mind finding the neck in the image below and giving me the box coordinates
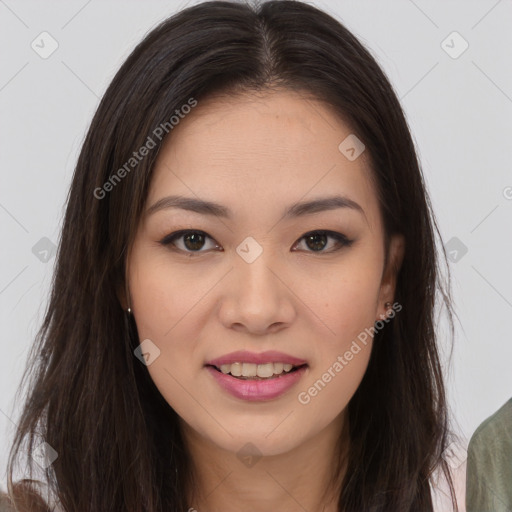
[181,411,349,512]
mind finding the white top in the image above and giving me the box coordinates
[431,441,467,512]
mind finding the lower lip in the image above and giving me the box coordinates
[205,365,308,401]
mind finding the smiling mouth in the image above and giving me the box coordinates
[206,363,308,380]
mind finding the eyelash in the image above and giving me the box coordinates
[158,229,354,255]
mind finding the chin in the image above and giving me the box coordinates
[209,428,304,459]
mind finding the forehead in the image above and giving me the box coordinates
[147,89,381,231]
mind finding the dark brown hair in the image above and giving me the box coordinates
[4,1,458,510]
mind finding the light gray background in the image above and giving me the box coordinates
[1,0,511,488]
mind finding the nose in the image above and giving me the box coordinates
[217,248,296,335]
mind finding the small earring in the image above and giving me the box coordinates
[127,307,132,315]
[385,302,391,309]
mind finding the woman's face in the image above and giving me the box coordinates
[126,89,403,457]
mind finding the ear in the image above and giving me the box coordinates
[376,233,405,320]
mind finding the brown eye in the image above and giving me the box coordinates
[304,232,329,251]
[159,230,220,253]
[294,230,353,253]
[181,232,206,251]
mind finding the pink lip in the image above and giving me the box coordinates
[206,365,308,401]
[206,350,307,367]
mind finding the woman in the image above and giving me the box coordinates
[2,0,463,510]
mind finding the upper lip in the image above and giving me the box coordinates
[206,350,308,368]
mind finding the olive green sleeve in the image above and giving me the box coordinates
[466,398,512,512]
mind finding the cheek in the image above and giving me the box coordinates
[303,252,383,342]
[292,348,370,451]
[294,252,382,413]
[128,245,202,390]
[296,290,376,427]
[128,243,204,340]
[129,255,206,422]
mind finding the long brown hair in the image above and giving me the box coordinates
[4,1,458,510]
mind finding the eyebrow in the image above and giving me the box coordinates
[145,194,365,220]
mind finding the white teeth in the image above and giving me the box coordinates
[274,362,284,374]
[218,362,300,378]
[230,362,242,376]
[256,363,274,378]
[220,364,231,374]
[242,362,257,377]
